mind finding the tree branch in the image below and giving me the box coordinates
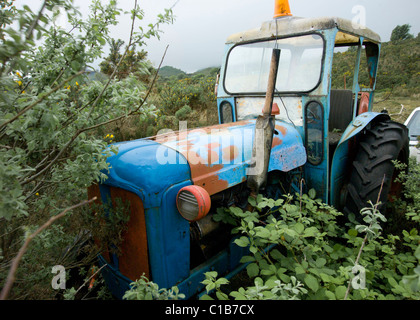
[20,44,168,186]
[0,197,97,300]
[0,71,85,131]
[343,175,386,300]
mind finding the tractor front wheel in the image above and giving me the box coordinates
[343,119,409,221]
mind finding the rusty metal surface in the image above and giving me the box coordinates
[155,120,306,196]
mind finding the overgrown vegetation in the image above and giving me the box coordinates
[0,0,172,299]
[1,0,419,301]
[125,159,420,300]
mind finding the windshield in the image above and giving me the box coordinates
[224,34,324,94]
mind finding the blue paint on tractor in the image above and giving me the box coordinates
[96,119,306,299]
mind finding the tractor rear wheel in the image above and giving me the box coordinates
[343,119,409,221]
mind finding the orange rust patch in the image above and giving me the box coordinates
[191,163,229,195]
[110,187,149,281]
[178,149,229,195]
[207,142,221,149]
[275,125,288,136]
[272,137,283,148]
[209,150,219,164]
[222,145,239,162]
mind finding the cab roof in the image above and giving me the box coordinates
[226,16,381,45]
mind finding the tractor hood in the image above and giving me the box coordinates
[103,120,306,204]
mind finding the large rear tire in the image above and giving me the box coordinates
[343,119,409,220]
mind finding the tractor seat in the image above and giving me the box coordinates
[329,89,354,133]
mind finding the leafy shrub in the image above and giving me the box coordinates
[123,274,185,300]
[206,185,420,300]
[175,105,192,120]
[0,0,173,299]
[126,157,419,301]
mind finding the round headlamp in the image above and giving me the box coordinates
[176,185,211,222]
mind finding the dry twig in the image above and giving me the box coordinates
[0,197,97,300]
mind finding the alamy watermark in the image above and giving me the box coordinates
[352,5,367,30]
[51,265,66,290]
[153,121,266,176]
[351,264,366,290]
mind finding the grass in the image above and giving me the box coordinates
[373,92,419,123]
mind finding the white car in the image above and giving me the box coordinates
[404,107,420,162]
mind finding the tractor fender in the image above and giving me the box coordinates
[338,112,390,145]
[330,111,390,208]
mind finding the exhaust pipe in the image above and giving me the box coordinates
[247,49,281,196]
[247,1,291,196]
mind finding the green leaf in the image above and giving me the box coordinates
[348,229,358,237]
[325,290,336,300]
[303,226,318,237]
[304,274,319,292]
[230,206,243,216]
[294,222,304,234]
[248,196,256,207]
[335,286,347,299]
[205,282,215,292]
[295,265,306,275]
[230,291,247,300]
[308,188,316,199]
[246,263,259,278]
[315,257,327,268]
[215,278,229,286]
[240,255,255,263]
[216,291,229,300]
[415,246,420,260]
[234,236,249,247]
[320,273,331,283]
[270,249,283,260]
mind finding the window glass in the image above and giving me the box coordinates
[225,34,324,93]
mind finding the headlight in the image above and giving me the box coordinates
[176,186,211,221]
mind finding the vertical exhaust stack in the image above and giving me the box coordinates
[247,1,291,196]
[274,0,292,18]
[247,49,281,196]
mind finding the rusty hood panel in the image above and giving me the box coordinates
[151,120,306,196]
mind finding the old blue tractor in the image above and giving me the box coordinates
[88,0,409,299]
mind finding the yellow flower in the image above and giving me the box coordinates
[17,80,22,86]
[35,193,39,196]
[110,134,114,138]
[76,82,79,86]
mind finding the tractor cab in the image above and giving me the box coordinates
[216,4,383,209]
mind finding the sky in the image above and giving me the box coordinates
[16,0,420,73]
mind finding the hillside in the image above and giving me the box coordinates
[332,35,420,94]
[158,66,219,81]
[158,66,186,78]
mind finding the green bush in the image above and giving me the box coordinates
[125,160,420,300]
[0,0,173,299]
[205,184,420,300]
[175,105,192,120]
